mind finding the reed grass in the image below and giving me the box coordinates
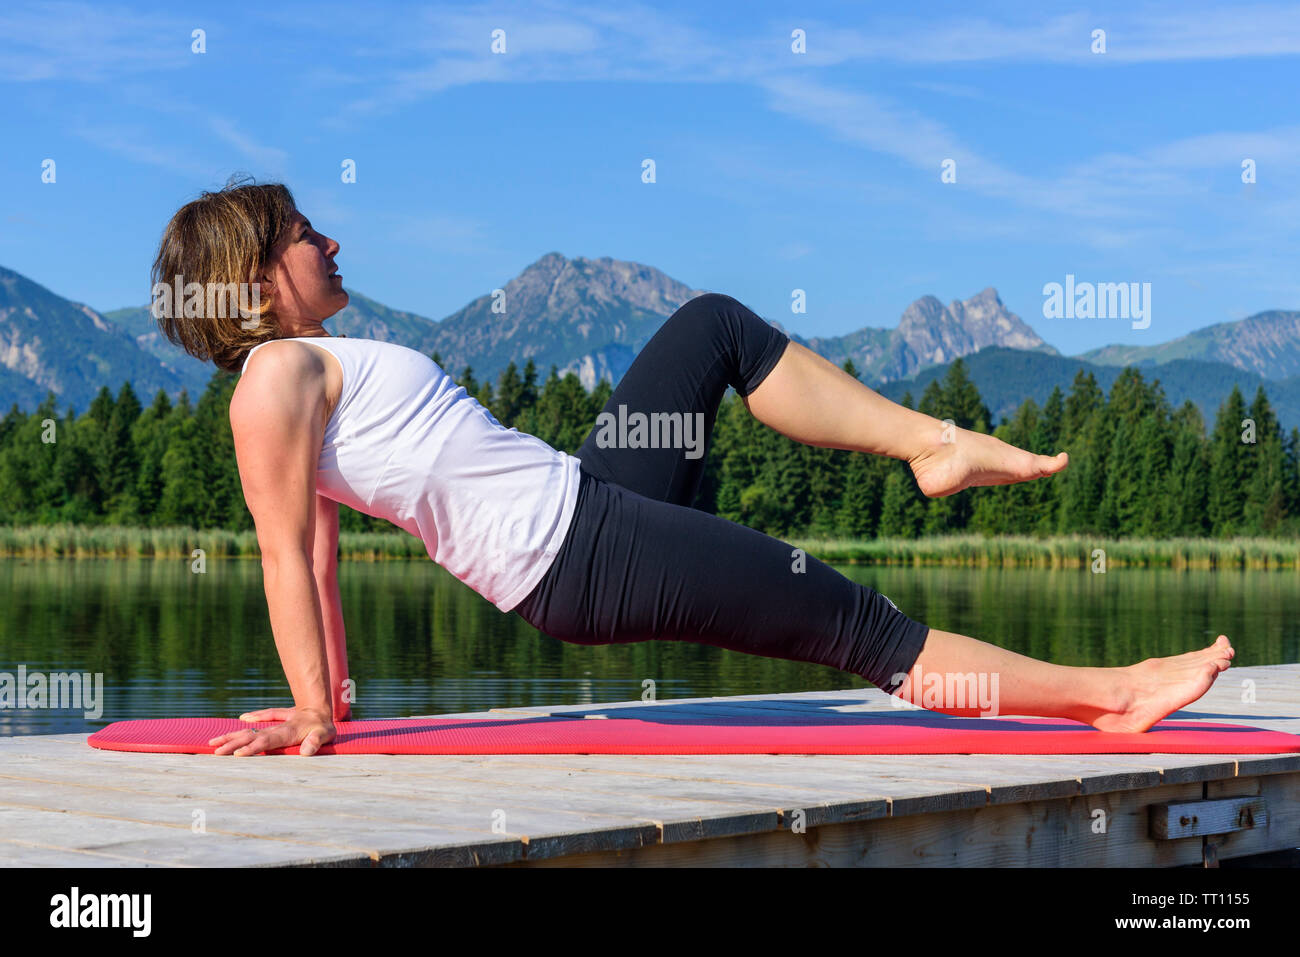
[0,524,426,560]
[1,524,1297,569]
[789,534,1300,570]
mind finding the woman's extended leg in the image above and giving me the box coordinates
[743,336,1069,497]
[575,291,1068,502]
[896,629,1234,732]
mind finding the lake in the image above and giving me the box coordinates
[1,557,1297,735]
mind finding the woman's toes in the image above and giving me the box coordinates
[1038,452,1066,474]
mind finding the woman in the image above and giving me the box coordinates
[152,182,1234,757]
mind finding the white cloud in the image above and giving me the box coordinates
[0,1,191,82]
[69,121,210,177]
[793,6,1300,65]
[206,116,291,174]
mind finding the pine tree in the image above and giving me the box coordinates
[515,367,593,454]
[492,362,525,426]
[521,359,540,410]
[132,390,174,526]
[837,452,884,538]
[1243,386,1285,533]
[1057,407,1109,534]
[878,463,924,537]
[1131,411,1173,537]
[940,357,991,432]
[1164,401,1210,536]
[1208,386,1250,535]
[1030,387,1065,533]
[1284,427,1300,531]
[102,382,142,522]
[1062,369,1103,441]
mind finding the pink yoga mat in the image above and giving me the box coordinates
[86,714,1300,756]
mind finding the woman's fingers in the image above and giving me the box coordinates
[232,731,270,756]
[210,728,259,754]
[208,728,254,747]
[210,727,282,756]
[238,708,293,722]
[208,725,272,745]
[208,714,335,756]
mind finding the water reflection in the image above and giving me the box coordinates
[0,557,1296,735]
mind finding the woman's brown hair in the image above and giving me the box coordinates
[151,176,298,373]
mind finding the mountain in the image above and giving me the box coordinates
[410,269,1054,389]
[0,266,189,415]
[100,305,213,396]
[799,287,1056,384]
[7,253,1298,432]
[416,252,708,389]
[1080,310,1300,381]
[879,346,1300,431]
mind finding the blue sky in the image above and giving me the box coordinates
[1,0,1298,356]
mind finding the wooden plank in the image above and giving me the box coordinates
[780,755,1156,804]
[1149,796,1268,839]
[0,837,194,868]
[0,746,992,858]
[1235,754,1300,776]
[0,770,744,866]
[506,781,1211,868]
[1204,773,1300,862]
[0,759,834,857]
[3,748,919,860]
[0,806,377,867]
[0,764,780,858]
[969,752,1240,786]
[0,788,523,866]
[3,743,900,815]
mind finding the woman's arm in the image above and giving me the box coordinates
[212,342,335,756]
[312,493,352,721]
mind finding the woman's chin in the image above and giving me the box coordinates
[325,290,349,315]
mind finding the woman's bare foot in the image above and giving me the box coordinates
[1091,636,1236,733]
[907,425,1068,498]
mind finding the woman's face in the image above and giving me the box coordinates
[260,210,348,334]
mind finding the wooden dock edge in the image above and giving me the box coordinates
[493,771,1300,867]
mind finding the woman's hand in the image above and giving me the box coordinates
[208,706,336,756]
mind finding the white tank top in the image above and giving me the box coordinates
[240,336,582,611]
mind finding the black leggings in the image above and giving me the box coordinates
[514,293,930,690]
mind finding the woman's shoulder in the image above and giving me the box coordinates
[240,338,321,375]
[234,340,341,412]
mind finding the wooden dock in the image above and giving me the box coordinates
[2,663,1298,867]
